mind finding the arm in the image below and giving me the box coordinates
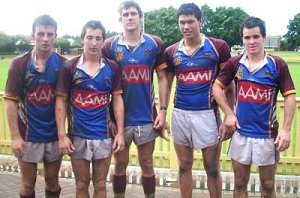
[275,94,296,152]
[55,95,75,154]
[112,94,125,153]
[212,82,240,141]
[153,69,169,131]
[6,99,25,156]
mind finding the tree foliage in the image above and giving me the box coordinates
[144,5,248,47]
[144,7,181,47]
[54,38,70,54]
[284,13,300,50]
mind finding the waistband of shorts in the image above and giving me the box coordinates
[173,107,214,115]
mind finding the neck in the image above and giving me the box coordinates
[35,48,52,60]
[123,30,141,44]
[247,50,265,62]
[83,53,101,66]
[184,35,202,48]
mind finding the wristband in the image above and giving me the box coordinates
[160,106,167,111]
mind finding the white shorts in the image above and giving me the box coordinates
[228,132,279,166]
[171,108,220,149]
[71,136,112,161]
[18,141,62,163]
[125,123,158,146]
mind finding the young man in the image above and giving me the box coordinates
[164,3,233,198]
[213,16,296,197]
[4,15,66,198]
[102,1,169,197]
[55,20,125,198]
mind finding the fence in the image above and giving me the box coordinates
[0,92,299,176]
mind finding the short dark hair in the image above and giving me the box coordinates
[177,3,202,21]
[118,0,143,17]
[32,15,57,34]
[80,20,106,40]
[240,16,266,37]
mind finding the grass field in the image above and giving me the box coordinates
[0,52,299,96]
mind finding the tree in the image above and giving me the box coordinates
[14,35,31,54]
[54,38,70,54]
[284,13,300,50]
[0,32,15,54]
[144,7,181,47]
[202,6,248,47]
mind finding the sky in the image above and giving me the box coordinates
[0,0,299,37]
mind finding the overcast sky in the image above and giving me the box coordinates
[0,0,298,37]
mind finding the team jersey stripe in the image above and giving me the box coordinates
[155,62,167,71]
[55,90,68,99]
[282,89,296,96]
[215,79,226,89]
[112,90,123,95]
[207,39,219,59]
[3,93,20,101]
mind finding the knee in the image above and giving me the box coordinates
[261,179,275,192]
[114,160,128,174]
[178,159,193,174]
[21,181,35,196]
[45,175,59,189]
[234,177,249,190]
[205,165,220,179]
[140,158,154,172]
[76,179,90,192]
[93,179,106,192]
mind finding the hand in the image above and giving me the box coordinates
[274,129,291,152]
[112,133,125,153]
[218,123,234,142]
[59,134,75,155]
[109,121,118,139]
[11,136,25,156]
[159,121,171,141]
[223,113,240,132]
[153,111,167,130]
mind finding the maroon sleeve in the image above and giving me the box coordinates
[147,34,167,71]
[4,51,31,101]
[55,57,79,98]
[209,37,231,64]
[105,58,123,95]
[164,43,179,73]
[273,56,296,96]
[102,36,116,60]
[215,56,242,89]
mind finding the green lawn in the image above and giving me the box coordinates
[0,52,300,96]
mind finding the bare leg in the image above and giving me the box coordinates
[174,143,193,198]
[19,160,37,197]
[202,142,222,198]
[44,159,62,197]
[71,158,91,198]
[232,159,251,198]
[259,164,276,198]
[92,157,111,198]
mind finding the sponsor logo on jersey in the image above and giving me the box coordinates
[115,46,124,62]
[177,68,212,84]
[237,81,273,104]
[72,89,109,109]
[27,85,55,104]
[122,65,150,84]
[173,53,182,66]
[144,48,152,56]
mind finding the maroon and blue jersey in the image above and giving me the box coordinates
[4,50,66,143]
[215,54,296,138]
[102,33,166,127]
[55,56,122,140]
[164,36,231,110]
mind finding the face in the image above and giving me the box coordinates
[120,7,141,32]
[81,28,103,55]
[178,15,201,40]
[242,27,265,56]
[32,25,56,52]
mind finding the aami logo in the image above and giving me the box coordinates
[238,81,273,104]
[122,65,150,84]
[27,85,55,104]
[177,68,212,84]
[73,89,109,109]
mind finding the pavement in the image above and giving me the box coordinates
[0,155,299,197]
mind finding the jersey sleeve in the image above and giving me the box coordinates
[4,52,31,101]
[215,56,241,89]
[102,37,115,60]
[149,35,167,71]
[274,56,296,96]
[105,58,123,95]
[164,43,178,73]
[55,57,78,99]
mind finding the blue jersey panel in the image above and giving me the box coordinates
[24,53,62,142]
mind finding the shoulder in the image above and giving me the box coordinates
[144,33,163,45]
[63,55,80,69]
[207,37,228,46]
[54,52,67,62]
[165,42,180,54]
[103,57,119,71]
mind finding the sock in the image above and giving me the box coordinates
[113,174,127,198]
[19,191,35,198]
[45,187,61,198]
[142,175,156,197]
